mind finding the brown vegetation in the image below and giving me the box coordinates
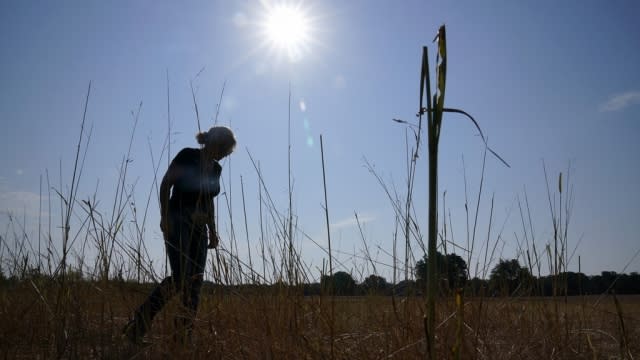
[1,279,638,359]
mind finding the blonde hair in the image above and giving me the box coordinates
[196,126,237,156]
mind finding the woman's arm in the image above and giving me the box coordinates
[159,164,179,236]
[207,199,219,248]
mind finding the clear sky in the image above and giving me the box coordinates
[1,1,639,282]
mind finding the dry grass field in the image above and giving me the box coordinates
[1,279,638,359]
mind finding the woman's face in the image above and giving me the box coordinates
[206,144,231,161]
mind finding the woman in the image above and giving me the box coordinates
[124,126,236,344]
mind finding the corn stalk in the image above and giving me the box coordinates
[417,25,509,359]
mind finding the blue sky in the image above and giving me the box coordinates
[1,1,639,281]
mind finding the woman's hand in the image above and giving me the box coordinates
[208,228,219,249]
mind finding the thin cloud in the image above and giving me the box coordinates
[599,91,640,112]
[331,214,375,230]
[0,191,48,218]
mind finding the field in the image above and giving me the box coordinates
[2,21,638,359]
[3,2,640,359]
[1,279,638,359]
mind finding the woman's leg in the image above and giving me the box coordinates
[185,226,208,311]
[125,275,173,340]
[124,213,184,342]
[175,224,208,341]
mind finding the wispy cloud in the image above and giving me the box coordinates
[599,91,640,112]
[0,191,47,218]
[331,214,375,230]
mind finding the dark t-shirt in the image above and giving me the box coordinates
[168,148,222,213]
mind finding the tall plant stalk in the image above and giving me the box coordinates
[320,134,334,360]
[241,176,254,283]
[287,84,295,284]
[415,25,509,359]
[419,27,440,359]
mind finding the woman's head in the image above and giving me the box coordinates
[196,126,237,160]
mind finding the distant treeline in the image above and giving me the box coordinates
[293,270,640,297]
[203,253,640,297]
[4,254,639,297]
[186,269,640,298]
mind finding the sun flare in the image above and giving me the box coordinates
[260,3,312,62]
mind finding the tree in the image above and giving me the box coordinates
[321,271,356,296]
[415,252,468,292]
[489,259,531,296]
[564,272,589,295]
[361,274,388,295]
[468,277,488,296]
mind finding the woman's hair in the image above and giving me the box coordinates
[196,126,237,156]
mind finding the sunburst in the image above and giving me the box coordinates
[259,2,312,62]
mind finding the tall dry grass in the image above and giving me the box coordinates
[2,279,638,358]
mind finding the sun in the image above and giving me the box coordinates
[260,2,312,62]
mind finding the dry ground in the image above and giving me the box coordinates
[1,280,638,359]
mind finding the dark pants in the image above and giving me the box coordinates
[133,211,208,336]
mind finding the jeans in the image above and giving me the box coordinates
[133,210,208,336]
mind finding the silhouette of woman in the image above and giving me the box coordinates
[124,126,236,344]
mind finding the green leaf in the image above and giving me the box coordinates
[425,107,511,168]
